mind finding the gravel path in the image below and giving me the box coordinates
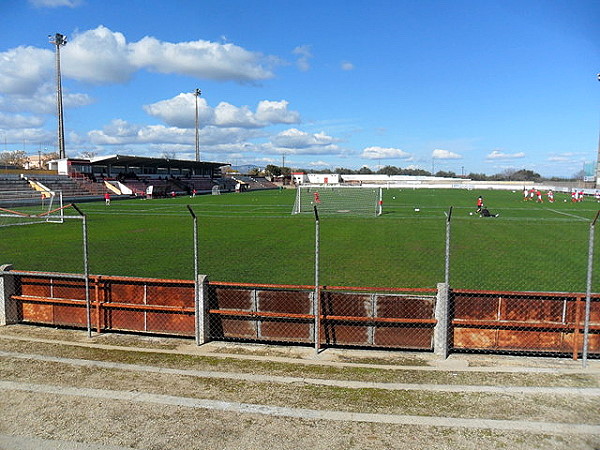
[0,325,599,449]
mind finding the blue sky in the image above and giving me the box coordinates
[0,0,598,177]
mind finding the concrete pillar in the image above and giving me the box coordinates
[0,264,18,326]
[196,274,209,345]
[433,282,450,359]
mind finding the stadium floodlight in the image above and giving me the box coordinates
[194,88,201,162]
[49,33,67,159]
[597,74,600,188]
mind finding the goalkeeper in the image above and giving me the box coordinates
[480,207,499,218]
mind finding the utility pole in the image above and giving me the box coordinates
[49,33,67,159]
[194,88,201,162]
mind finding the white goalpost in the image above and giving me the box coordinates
[292,185,383,216]
[0,190,65,227]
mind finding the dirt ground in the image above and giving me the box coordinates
[0,324,599,450]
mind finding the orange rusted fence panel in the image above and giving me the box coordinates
[3,270,599,357]
[452,290,600,357]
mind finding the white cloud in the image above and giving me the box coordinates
[486,150,526,160]
[63,26,135,84]
[255,100,300,124]
[1,26,277,90]
[88,118,260,148]
[144,94,300,129]
[130,35,274,82]
[293,45,313,72]
[0,46,53,95]
[29,0,82,7]
[0,87,92,115]
[547,155,570,162]
[89,119,193,146]
[361,146,411,160]
[143,93,214,128]
[340,61,355,71]
[432,148,462,159]
[308,160,330,167]
[271,128,338,151]
[214,102,261,128]
[547,152,583,163]
[0,112,44,129]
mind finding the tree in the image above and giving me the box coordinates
[399,168,431,176]
[79,151,97,159]
[264,164,282,177]
[38,151,59,169]
[357,166,373,174]
[0,150,28,168]
[467,172,488,181]
[435,170,457,178]
[510,169,541,181]
[161,151,177,160]
[378,165,400,175]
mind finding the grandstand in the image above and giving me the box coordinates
[0,173,106,205]
[0,154,281,204]
[230,176,279,191]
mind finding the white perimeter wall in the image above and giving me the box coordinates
[300,174,599,195]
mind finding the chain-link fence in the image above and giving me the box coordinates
[0,202,598,365]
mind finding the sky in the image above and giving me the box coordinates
[0,0,598,177]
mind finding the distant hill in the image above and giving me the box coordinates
[230,164,263,174]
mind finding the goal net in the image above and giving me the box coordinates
[0,190,64,227]
[292,185,383,216]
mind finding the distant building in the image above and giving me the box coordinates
[23,156,46,170]
[292,172,340,185]
[47,155,229,179]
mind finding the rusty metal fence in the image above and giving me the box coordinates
[0,205,598,365]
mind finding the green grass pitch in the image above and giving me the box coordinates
[1,188,598,293]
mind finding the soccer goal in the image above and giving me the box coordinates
[0,190,64,227]
[292,185,383,216]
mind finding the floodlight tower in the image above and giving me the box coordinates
[49,33,67,159]
[596,73,600,188]
[194,88,201,162]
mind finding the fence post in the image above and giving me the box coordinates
[72,204,91,338]
[313,205,321,354]
[434,282,450,359]
[196,274,209,345]
[187,205,203,345]
[0,264,18,326]
[582,210,599,367]
[444,207,453,285]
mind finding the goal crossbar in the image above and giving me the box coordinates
[292,185,383,216]
[0,190,65,226]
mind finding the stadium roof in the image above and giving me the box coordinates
[88,154,229,170]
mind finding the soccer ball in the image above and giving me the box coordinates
[393,196,396,200]
[469,212,473,216]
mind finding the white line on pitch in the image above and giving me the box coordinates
[546,208,589,221]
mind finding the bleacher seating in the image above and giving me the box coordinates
[1,172,239,201]
[28,175,104,197]
[232,176,279,191]
[0,177,31,193]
